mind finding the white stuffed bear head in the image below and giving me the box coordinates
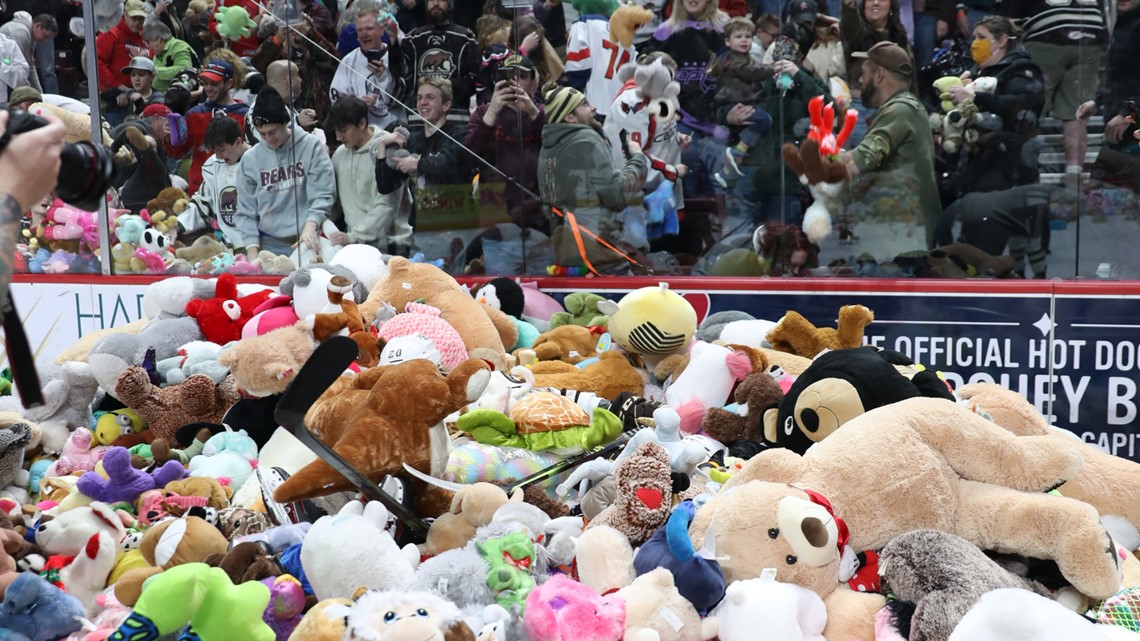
[35,501,126,555]
[710,578,827,641]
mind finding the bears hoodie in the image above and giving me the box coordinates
[235,124,336,248]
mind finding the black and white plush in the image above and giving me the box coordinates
[879,529,1053,641]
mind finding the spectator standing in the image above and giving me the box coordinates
[709,16,774,179]
[169,61,250,195]
[248,60,319,142]
[142,20,198,93]
[237,86,336,258]
[753,12,782,63]
[1078,0,1140,152]
[329,96,413,253]
[331,6,405,129]
[840,0,913,144]
[565,3,636,118]
[1001,0,1110,188]
[538,84,648,271]
[95,0,149,94]
[300,0,337,41]
[400,0,479,122]
[840,42,941,248]
[177,116,248,248]
[0,33,28,103]
[0,13,56,93]
[110,104,173,213]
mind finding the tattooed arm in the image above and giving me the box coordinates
[0,110,66,316]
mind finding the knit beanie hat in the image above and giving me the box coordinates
[250,86,290,126]
[543,85,586,125]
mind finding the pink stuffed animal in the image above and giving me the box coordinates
[377,302,468,371]
[133,246,168,274]
[524,574,626,641]
[42,201,96,242]
[43,428,109,478]
[242,296,300,340]
[665,341,755,434]
[227,254,261,275]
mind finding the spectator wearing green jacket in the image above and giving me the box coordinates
[842,42,941,249]
[142,21,198,93]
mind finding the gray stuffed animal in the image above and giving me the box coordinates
[0,361,99,429]
[879,529,1053,641]
[0,419,31,489]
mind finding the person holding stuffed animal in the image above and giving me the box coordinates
[176,116,249,249]
[840,42,942,249]
[236,85,336,259]
[708,16,774,181]
[110,103,175,214]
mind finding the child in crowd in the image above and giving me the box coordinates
[708,16,775,180]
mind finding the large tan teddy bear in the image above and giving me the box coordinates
[690,397,1124,641]
[358,257,516,369]
[957,382,1140,553]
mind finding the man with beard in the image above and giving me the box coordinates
[331,5,405,130]
[538,84,648,273]
[400,0,478,126]
[169,61,250,196]
[840,41,941,249]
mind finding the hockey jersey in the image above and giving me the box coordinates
[168,100,249,196]
[603,79,683,191]
[177,153,244,247]
[565,15,636,117]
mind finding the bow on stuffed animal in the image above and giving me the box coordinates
[781,95,859,243]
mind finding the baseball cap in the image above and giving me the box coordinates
[786,0,817,23]
[499,53,536,74]
[124,0,147,18]
[121,55,156,75]
[852,41,915,76]
[198,60,235,83]
[141,103,172,118]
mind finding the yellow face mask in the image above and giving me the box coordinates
[971,38,992,65]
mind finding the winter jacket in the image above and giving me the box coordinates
[95,19,147,92]
[1097,6,1140,121]
[400,22,479,111]
[168,100,250,195]
[333,125,412,247]
[851,89,942,248]
[110,120,172,214]
[646,21,726,131]
[153,38,197,93]
[718,68,830,196]
[971,49,1045,137]
[235,125,336,247]
[465,101,546,230]
[0,14,38,92]
[709,50,774,106]
[177,153,245,247]
[407,122,470,187]
[0,33,27,102]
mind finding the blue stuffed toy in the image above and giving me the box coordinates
[632,500,725,615]
[644,181,679,240]
[0,573,85,641]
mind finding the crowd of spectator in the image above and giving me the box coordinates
[0,0,1133,278]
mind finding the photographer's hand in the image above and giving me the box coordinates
[0,109,64,295]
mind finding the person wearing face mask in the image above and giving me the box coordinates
[840,42,941,249]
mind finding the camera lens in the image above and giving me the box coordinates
[3,109,116,212]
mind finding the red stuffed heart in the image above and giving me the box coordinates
[635,487,663,510]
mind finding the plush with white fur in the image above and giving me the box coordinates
[949,588,1140,641]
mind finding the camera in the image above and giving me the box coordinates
[363,45,388,63]
[2,109,115,212]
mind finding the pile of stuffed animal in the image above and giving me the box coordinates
[0,243,1137,641]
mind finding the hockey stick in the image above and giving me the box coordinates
[274,336,431,543]
[507,425,646,496]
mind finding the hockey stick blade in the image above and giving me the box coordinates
[275,336,430,543]
[508,426,645,495]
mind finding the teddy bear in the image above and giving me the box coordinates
[524,573,626,641]
[328,589,477,641]
[658,341,767,433]
[710,577,827,641]
[175,236,228,266]
[358,257,517,369]
[286,597,351,641]
[113,515,231,607]
[877,529,1054,641]
[145,187,190,231]
[701,369,784,444]
[419,483,516,557]
[517,324,602,365]
[272,358,491,515]
[217,323,316,397]
[302,501,419,601]
[949,588,1140,641]
[186,273,273,345]
[202,541,282,585]
[115,365,239,445]
[0,360,100,430]
[956,382,1140,553]
[547,292,609,330]
[310,275,366,342]
[88,316,204,400]
[42,427,109,478]
[765,304,875,359]
[690,397,1125,641]
[165,476,233,510]
[614,568,719,641]
[529,351,646,401]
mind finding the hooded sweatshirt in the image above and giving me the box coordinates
[95,18,147,92]
[332,125,412,246]
[0,12,38,92]
[539,123,648,222]
[178,152,245,247]
[235,125,336,247]
[153,38,197,93]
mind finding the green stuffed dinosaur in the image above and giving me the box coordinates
[549,292,610,329]
[215,5,257,41]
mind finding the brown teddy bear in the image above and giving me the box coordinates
[765,305,874,359]
[217,324,316,397]
[518,325,602,365]
[358,257,516,369]
[114,515,230,606]
[418,483,516,557]
[529,351,645,401]
[115,366,239,445]
[163,476,233,510]
[690,397,1124,641]
[272,358,491,517]
[701,370,784,444]
[145,187,190,235]
[310,276,380,368]
[204,540,282,584]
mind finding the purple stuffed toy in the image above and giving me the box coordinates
[261,575,306,641]
[76,446,186,504]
